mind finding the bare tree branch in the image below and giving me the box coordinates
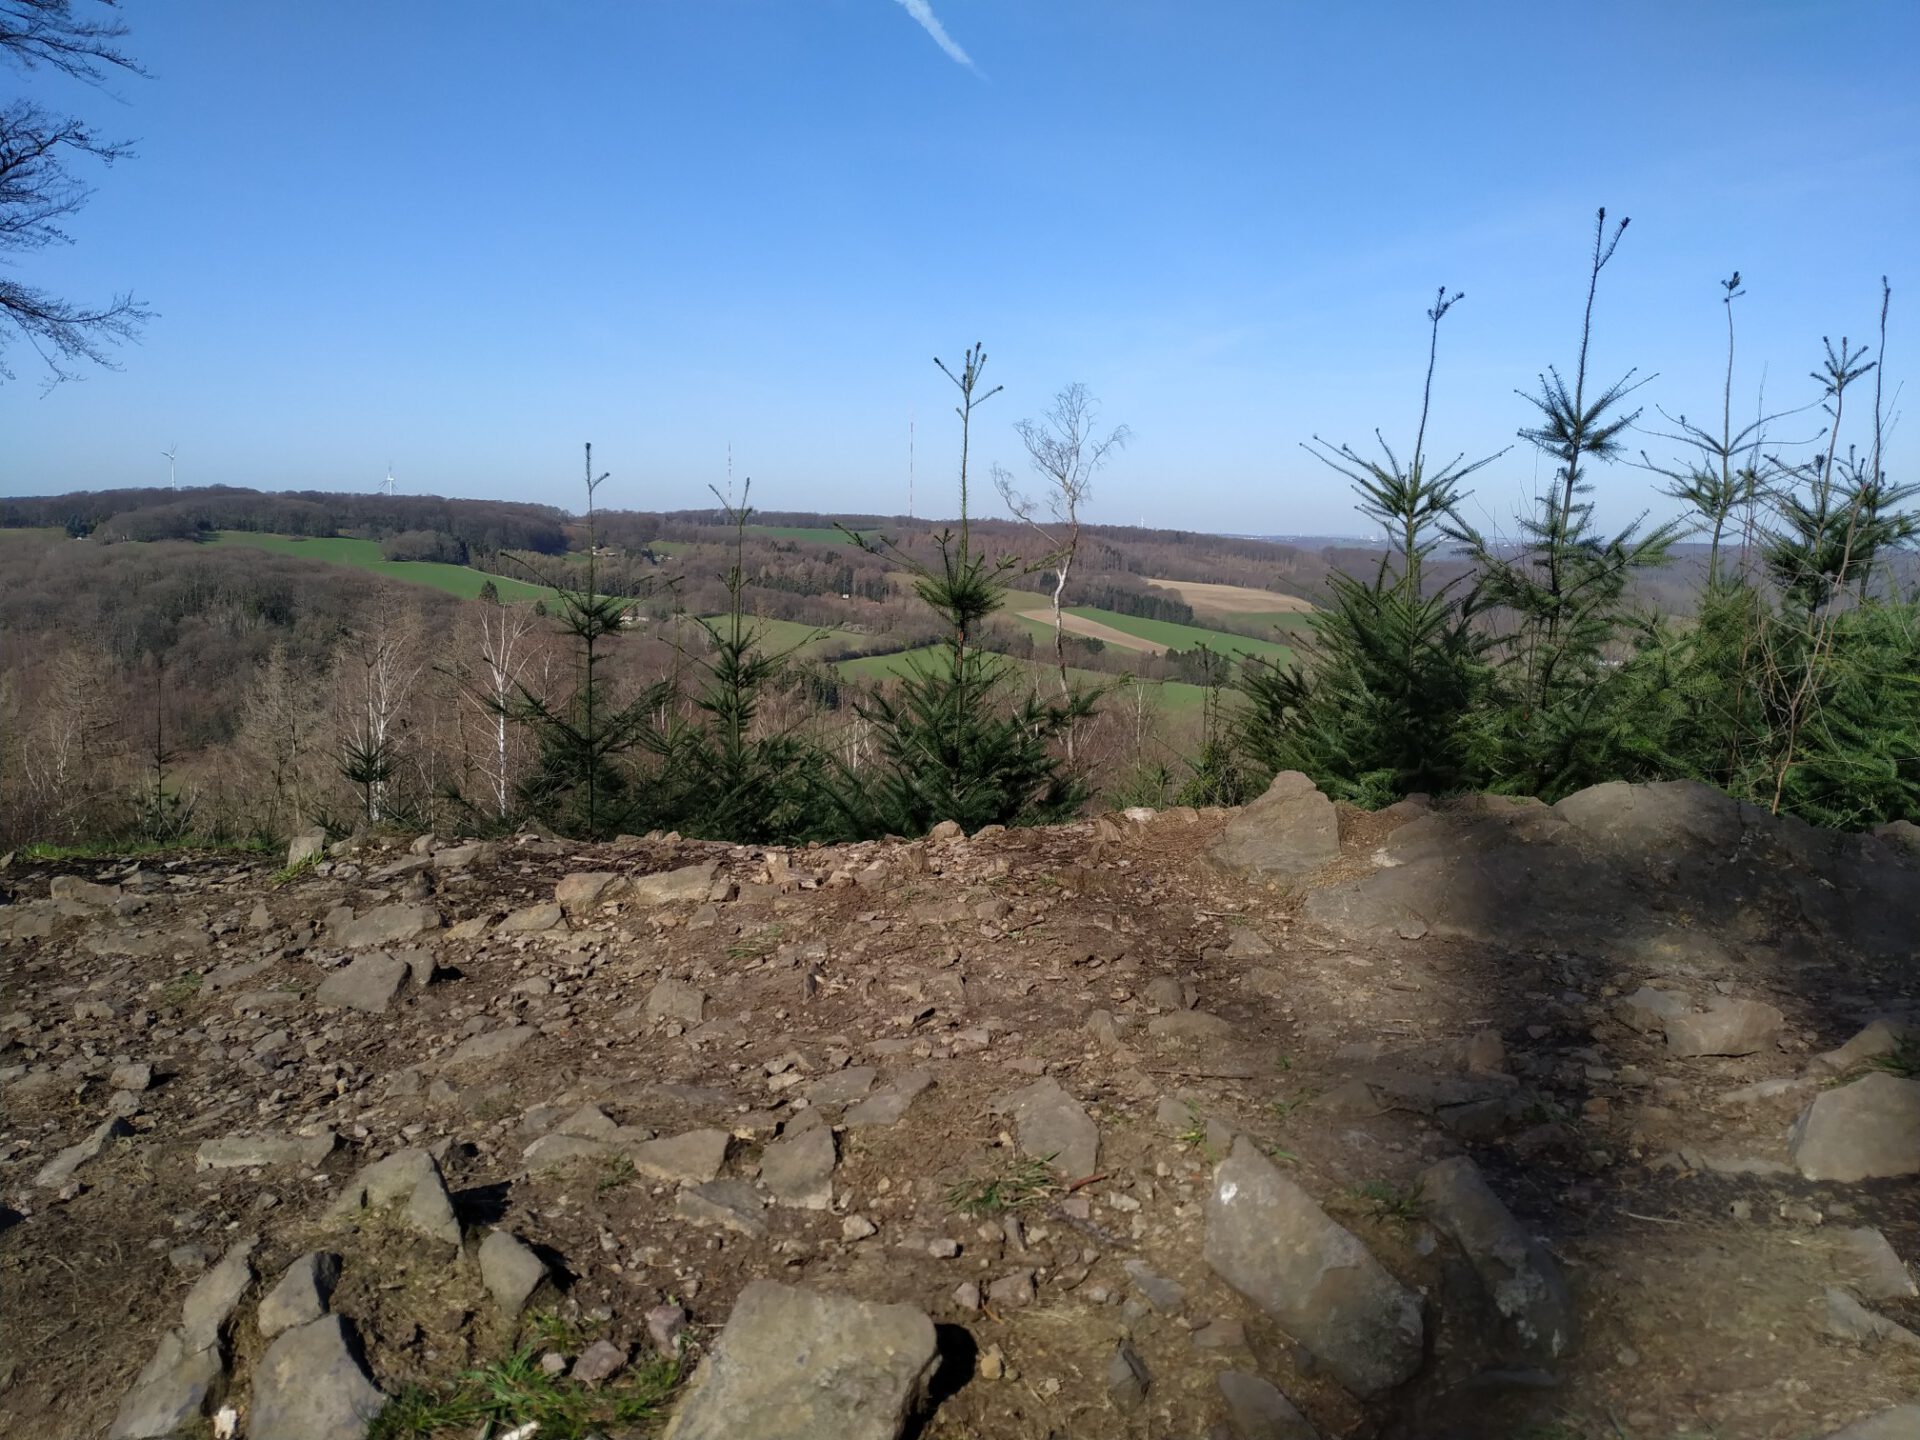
[0,2,149,385]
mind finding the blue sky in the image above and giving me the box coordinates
[3,1,1916,535]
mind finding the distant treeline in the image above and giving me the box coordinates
[2,486,570,554]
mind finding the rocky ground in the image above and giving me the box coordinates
[2,777,1917,1440]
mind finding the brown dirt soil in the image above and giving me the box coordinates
[1,806,1915,1440]
[1143,579,1318,614]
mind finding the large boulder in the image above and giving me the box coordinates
[665,1281,939,1440]
[248,1315,386,1440]
[1788,1073,1920,1181]
[1204,1137,1423,1397]
[1208,772,1340,884]
[1552,779,1743,855]
[1419,1157,1574,1362]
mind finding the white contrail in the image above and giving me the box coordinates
[893,0,978,72]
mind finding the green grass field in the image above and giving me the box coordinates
[698,615,877,658]
[208,532,558,602]
[746,524,867,546]
[1233,610,1318,635]
[834,645,1208,713]
[1061,606,1296,663]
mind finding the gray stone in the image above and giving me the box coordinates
[314,951,412,1014]
[646,978,709,1024]
[805,1066,878,1108]
[34,1116,131,1188]
[1616,986,1693,1036]
[1823,1286,1920,1349]
[180,1237,255,1352]
[195,1129,336,1172]
[330,1148,461,1245]
[1144,976,1190,1010]
[249,1315,387,1440]
[523,1132,614,1172]
[573,1337,628,1387]
[1217,1371,1320,1440]
[1204,1137,1423,1397]
[51,874,122,906]
[665,1281,939,1440]
[1553,779,1742,854]
[109,1061,153,1092]
[446,1024,535,1067]
[761,1124,836,1209]
[332,903,440,949]
[1224,928,1275,959]
[1106,1340,1150,1410]
[1789,1073,1920,1181]
[631,1128,731,1184]
[497,903,566,934]
[1812,1018,1917,1074]
[647,1302,690,1354]
[676,1179,769,1237]
[1148,1010,1236,1045]
[1419,1156,1574,1361]
[844,1071,935,1127]
[1836,1227,1917,1301]
[286,829,328,867]
[1122,1258,1186,1313]
[1207,771,1340,883]
[629,861,720,907]
[107,1328,225,1439]
[258,1252,341,1339]
[991,1077,1099,1178]
[986,1269,1036,1310]
[479,1230,549,1323]
[433,842,491,870]
[1665,996,1784,1057]
[1819,1407,1920,1440]
[555,871,623,911]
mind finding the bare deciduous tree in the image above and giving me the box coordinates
[994,382,1130,718]
[459,593,541,818]
[1,0,150,384]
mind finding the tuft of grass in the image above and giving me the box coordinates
[1269,1087,1320,1121]
[19,837,270,863]
[596,1155,637,1194]
[725,924,785,961]
[1868,1037,1920,1078]
[1353,1177,1426,1223]
[157,972,202,1007]
[946,1153,1058,1217]
[369,1347,680,1440]
[525,1308,590,1352]
[271,853,321,886]
[1176,1103,1210,1151]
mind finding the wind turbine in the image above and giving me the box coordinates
[381,463,397,497]
[162,444,177,491]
